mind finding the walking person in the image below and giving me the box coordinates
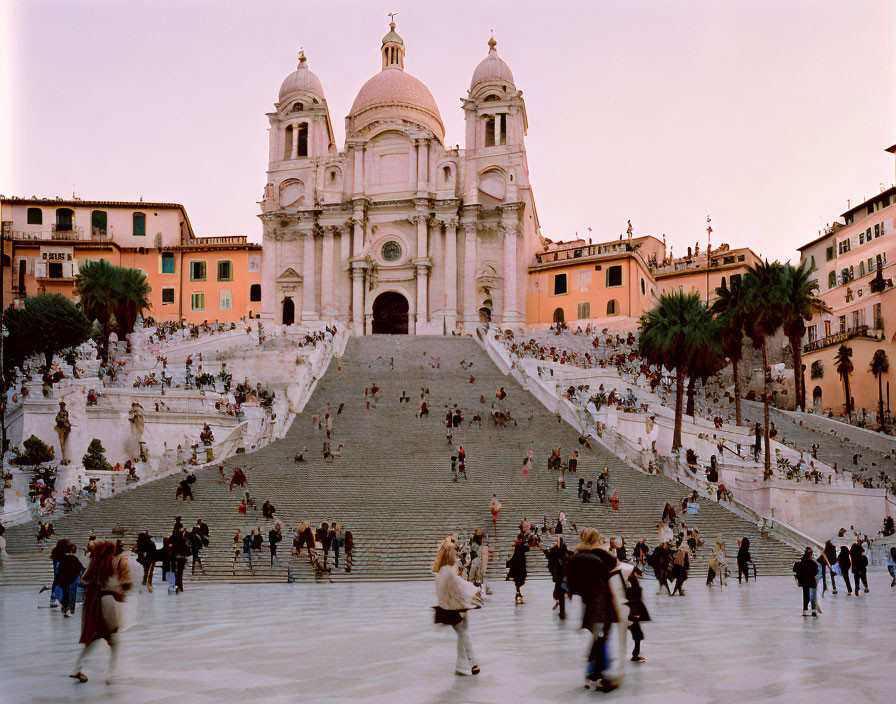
[69,541,133,684]
[624,566,650,663]
[671,543,690,596]
[433,539,481,677]
[650,544,673,595]
[795,547,820,617]
[850,540,869,594]
[706,536,728,586]
[468,530,491,595]
[331,523,344,569]
[268,524,282,566]
[188,527,207,576]
[737,537,754,583]
[544,535,572,619]
[169,526,190,593]
[490,494,502,535]
[566,529,627,692]
[57,543,85,618]
[837,546,853,595]
[822,540,839,594]
[344,530,354,573]
[506,534,530,604]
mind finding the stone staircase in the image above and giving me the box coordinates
[0,336,798,586]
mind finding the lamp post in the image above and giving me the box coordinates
[705,216,712,301]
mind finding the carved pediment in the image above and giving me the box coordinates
[276,267,303,284]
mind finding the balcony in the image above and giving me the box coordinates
[534,242,634,265]
[11,226,110,243]
[803,324,885,353]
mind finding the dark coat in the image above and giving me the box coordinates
[506,543,529,585]
[850,544,867,573]
[795,554,817,588]
[625,572,651,622]
[737,538,752,565]
[837,546,851,571]
[544,543,572,583]
[566,548,619,630]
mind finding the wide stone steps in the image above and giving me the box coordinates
[1,335,797,587]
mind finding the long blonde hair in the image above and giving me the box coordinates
[432,540,458,573]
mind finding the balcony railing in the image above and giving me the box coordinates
[535,242,633,264]
[11,226,110,242]
[803,324,885,353]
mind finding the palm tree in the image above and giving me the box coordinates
[869,349,889,431]
[711,277,747,425]
[111,267,152,337]
[780,261,831,411]
[639,292,713,450]
[75,259,117,362]
[684,311,722,417]
[742,260,786,473]
[834,344,854,421]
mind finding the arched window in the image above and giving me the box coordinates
[553,307,565,324]
[27,207,42,225]
[250,284,261,302]
[483,94,501,102]
[91,210,107,236]
[607,299,619,316]
[283,125,294,159]
[291,102,304,112]
[296,124,308,157]
[443,165,451,182]
[484,116,495,147]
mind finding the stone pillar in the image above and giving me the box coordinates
[416,263,429,328]
[503,225,519,326]
[417,139,428,193]
[291,123,299,160]
[301,231,316,322]
[321,228,335,319]
[351,267,364,335]
[444,220,457,332]
[416,214,428,259]
[463,221,477,329]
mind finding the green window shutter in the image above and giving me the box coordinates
[133,213,146,236]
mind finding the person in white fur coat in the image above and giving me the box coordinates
[433,538,482,676]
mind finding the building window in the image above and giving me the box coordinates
[838,239,850,255]
[484,116,495,147]
[90,210,107,236]
[838,315,846,334]
[874,303,883,329]
[250,283,261,302]
[553,307,564,324]
[133,212,146,236]
[48,262,64,278]
[296,124,308,157]
[606,265,622,287]
[190,261,206,281]
[824,320,831,337]
[859,231,865,245]
[807,325,817,343]
[577,301,591,319]
[283,125,293,159]
[162,252,175,274]
[217,260,233,281]
[607,299,619,316]
[219,290,232,310]
[55,208,73,231]
[161,287,175,304]
[27,207,42,225]
[248,256,261,272]
[730,273,742,287]
[828,271,836,288]
[641,278,646,295]
[826,246,834,261]
[859,261,865,277]
[191,292,205,310]
[866,228,872,243]
[553,273,568,295]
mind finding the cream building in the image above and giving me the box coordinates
[259,23,541,334]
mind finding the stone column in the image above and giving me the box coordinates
[351,267,364,335]
[416,263,429,328]
[416,214,428,259]
[463,221,477,329]
[301,231,316,322]
[444,220,457,332]
[417,139,428,193]
[291,123,299,160]
[503,225,519,326]
[321,228,335,319]
[409,140,418,191]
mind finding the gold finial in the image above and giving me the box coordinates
[488,30,496,51]
[388,11,397,29]
[298,47,306,64]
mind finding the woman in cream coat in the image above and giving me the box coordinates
[433,539,481,676]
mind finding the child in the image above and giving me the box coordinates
[625,567,650,662]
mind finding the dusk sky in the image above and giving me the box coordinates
[3,0,894,262]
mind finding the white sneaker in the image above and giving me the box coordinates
[455,669,471,676]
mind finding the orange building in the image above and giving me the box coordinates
[653,244,760,305]
[526,236,663,327]
[1,198,261,324]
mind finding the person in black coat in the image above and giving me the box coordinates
[649,544,672,595]
[794,547,820,616]
[506,535,530,604]
[625,569,650,662]
[850,541,869,594]
[737,537,753,583]
[189,528,206,575]
[268,525,282,566]
[169,527,191,593]
[566,529,622,692]
[837,546,853,595]
[57,544,85,617]
[136,530,157,589]
[821,540,838,594]
[543,536,572,619]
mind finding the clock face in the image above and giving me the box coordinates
[382,241,402,262]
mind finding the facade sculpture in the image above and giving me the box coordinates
[54,401,71,464]
[260,24,542,334]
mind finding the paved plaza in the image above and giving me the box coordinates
[1,571,893,704]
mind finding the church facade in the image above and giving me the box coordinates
[259,22,541,334]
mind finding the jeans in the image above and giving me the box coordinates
[839,567,852,593]
[802,584,818,611]
[174,557,186,591]
[853,570,868,592]
[587,625,609,680]
[452,616,476,671]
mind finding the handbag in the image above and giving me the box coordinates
[433,606,463,626]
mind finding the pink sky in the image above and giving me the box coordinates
[3,1,894,262]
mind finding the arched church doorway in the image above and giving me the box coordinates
[372,291,409,334]
[553,307,565,324]
[813,386,822,414]
[479,307,492,323]
[282,297,295,325]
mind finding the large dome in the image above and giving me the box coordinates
[279,52,325,101]
[349,68,444,135]
[470,38,514,89]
